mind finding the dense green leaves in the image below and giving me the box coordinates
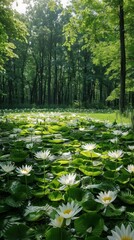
[46,228,71,240]
[0,0,27,70]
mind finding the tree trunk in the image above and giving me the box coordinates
[119,0,126,113]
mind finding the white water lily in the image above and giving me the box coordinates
[113,130,122,136]
[122,131,129,136]
[105,123,113,128]
[128,146,134,151]
[108,150,124,159]
[57,201,82,226]
[37,118,44,123]
[49,214,64,228]
[60,151,72,160]
[58,173,79,187]
[68,120,79,127]
[89,125,95,130]
[107,224,134,240]
[26,143,34,149]
[35,150,52,160]
[127,164,134,174]
[1,162,15,173]
[110,137,118,144]
[82,143,96,151]
[95,191,117,207]
[9,133,18,139]
[16,164,32,176]
[13,128,21,133]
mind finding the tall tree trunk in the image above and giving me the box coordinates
[119,0,126,113]
[53,42,58,105]
[48,31,52,106]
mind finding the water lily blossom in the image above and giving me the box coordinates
[57,201,82,226]
[1,162,15,173]
[13,128,21,133]
[26,143,34,149]
[35,150,52,160]
[95,191,117,207]
[110,137,118,144]
[128,145,134,151]
[127,164,134,174]
[58,173,79,187]
[113,130,122,136]
[82,143,96,151]
[49,215,64,228]
[107,224,134,240]
[108,150,124,159]
[16,165,32,176]
[60,151,72,160]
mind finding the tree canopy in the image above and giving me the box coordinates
[0,0,133,110]
[0,0,27,70]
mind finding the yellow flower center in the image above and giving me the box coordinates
[121,236,132,240]
[57,216,63,223]
[63,209,72,214]
[103,196,112,202]
[130,167,134,172]
[21,169,29,174]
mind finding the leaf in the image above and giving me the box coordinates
[49,179,60,189]
[45,228,70,240]
[4,224,33,240]
[119,192,134,205]
[24,205,51,217]
[82,199,102,212]
[10,150,28,162]
[25,211,45,221]
[5,196,24,207]
[127,212,134,222]
[48,191,64,201]
[65,187,84,201]
[117,172,130,184]
[80,151,101,158]
[0,200,11,213]
[103,205,126,217]
[32,190,47,198]
[57,160,69,165]
[8,181,29,200]
[103,170,119,180]
[74,212,104,236]
[78,167,102,176]
[48,139,65,143]
[85,237,104,240]
[104,161,121,171]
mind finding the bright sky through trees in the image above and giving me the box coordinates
[12,0,70,13]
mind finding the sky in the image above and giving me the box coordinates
[12,0,70,13]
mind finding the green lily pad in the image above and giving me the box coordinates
[48,191,64,201]
[80,151,101,158]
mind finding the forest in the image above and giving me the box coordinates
[0,1,134,239]
[0,0,134,112]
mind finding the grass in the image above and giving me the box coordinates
[88,112,131,124]
[0,108,131,125]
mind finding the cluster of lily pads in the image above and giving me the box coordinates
[0,111,134,240]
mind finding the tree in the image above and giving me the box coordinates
[63,0,134,110]
[0,0,27,70]
[119,0,126,112]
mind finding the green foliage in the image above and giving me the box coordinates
[3,223,33,240]
[0,1,27,70]
[48,191,64,201]
[46,228,71,240]
[74,212,104,237]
